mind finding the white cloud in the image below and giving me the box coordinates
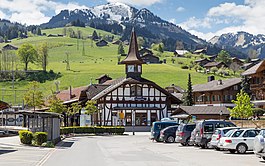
[179,0,265,40]
[0,10,6,19]
[0,0,89,25]
[106,0,162,6]
[176,7,185,12]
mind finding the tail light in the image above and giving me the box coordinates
[225,139,232,143]
[200,128,203,136]
[217,134,221,140]
[178,132,185,137]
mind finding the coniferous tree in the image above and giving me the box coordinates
[183,73,193,106]
[117,43,125,55]
[241,76,252,96]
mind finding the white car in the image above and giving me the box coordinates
[217,128,260,154]
[254,129,265,160]
[210,127,240,150]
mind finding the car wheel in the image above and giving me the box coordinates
[237,144,247,154]
[229,149,236,154]
[155,138,163,142]
[215,147,220,151]
[181,142,187,146]
[166,136,175,143]
[201,144,206,149]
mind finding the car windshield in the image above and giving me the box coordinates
[224,129,235,137]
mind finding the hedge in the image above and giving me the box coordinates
[60,126,125,135]
[19,130,33,145]
[33,132,48,145]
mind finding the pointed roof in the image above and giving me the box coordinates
[120,28,144,64]
[241,60,265,76]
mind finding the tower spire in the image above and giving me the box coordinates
[120,28,144,64]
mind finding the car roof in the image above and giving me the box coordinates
[215,127,240,131]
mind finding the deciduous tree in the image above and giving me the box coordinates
[47,95,66,114]
[216,50,232,66]
[17,43,38,71]
[85,100,99,125]
[23,81,44,110]
[118,43,125,55]
[37,42,49,71]
[229,90,254,127]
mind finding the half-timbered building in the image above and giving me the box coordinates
[89,30,182,129]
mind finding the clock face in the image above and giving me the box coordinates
[127,65,135,72]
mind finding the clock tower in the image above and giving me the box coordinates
[120,28,144,80]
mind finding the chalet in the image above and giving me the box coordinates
[96,40,108,47]
[192,77,241,107]
[194,58,211,67]
[90,29,181,130]
[0,100,9,110]
[141,54,160,64]
[112,40,122,45]
[171,106,230,120]
[139,48,153,56]
[204,61,226,70]
[96,74,112,84]
[2,44,18,51]
[174,50,189,57]
[241,60,265,107]
[209,55,218,62]
[231,57,244,66]
[165,84,185,101]
[194,48,207,54]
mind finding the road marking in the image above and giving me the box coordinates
[36,149,56,166]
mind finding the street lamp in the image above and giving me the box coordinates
[220,110,223,120]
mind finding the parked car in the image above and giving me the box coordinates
[159,125,179,143]
[210,127,240,150]
[218,128,260,154]
[176,123,196,146]
[254,129,265,160]
[195,120,236,148]
[150,121,179,142]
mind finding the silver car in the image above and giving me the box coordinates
[210,127,240,150]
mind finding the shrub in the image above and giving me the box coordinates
[19,130,33,145]
[33,132,48,145]
[41,141,55,148]
[181,65,189,69]
[60,126,125,135]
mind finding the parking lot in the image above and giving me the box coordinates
[42,133,264,166]
[0,133,264,166]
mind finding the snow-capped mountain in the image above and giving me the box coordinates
[209,32,265,58]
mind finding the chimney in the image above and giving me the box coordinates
[208,76,215,82]
[217,80,223,85]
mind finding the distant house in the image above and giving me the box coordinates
[194,48,207,54]
[194,58,211,67]
[112,40,122,45]
[96,40,108,47]
[174,50,189,57]
[0,100,9,110]
[171,106,230,120]
[139,48,153,56]
[123,40,129,45]
[192,77,241,107]
[231,57,244,66]
[96,74,112,84]
[141,54,160,64]
[204,61,226,70]
[209,55,218,62]
[2,44,18,51]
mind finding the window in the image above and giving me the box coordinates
[243,130,258,137]
[130,85,142,96]
[204,124,214,132]
[215,123,225,128]
[186,125,195,131]
[212,95,215,101]
[232,130,243,137]
[233,85,238,91]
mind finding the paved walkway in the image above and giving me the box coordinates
[0,136,53,166]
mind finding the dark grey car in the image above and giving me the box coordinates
[175,123,196,146]
[195,120,236,148]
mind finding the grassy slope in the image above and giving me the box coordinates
[0,26,236,105]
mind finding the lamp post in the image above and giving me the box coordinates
[220,110,223,120]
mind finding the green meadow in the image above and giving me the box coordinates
[0,26,236,105]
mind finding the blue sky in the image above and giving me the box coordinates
[0,0,264,40]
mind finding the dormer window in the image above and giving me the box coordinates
[130,85,142,96]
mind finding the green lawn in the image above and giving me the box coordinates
[0,26,237,105]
